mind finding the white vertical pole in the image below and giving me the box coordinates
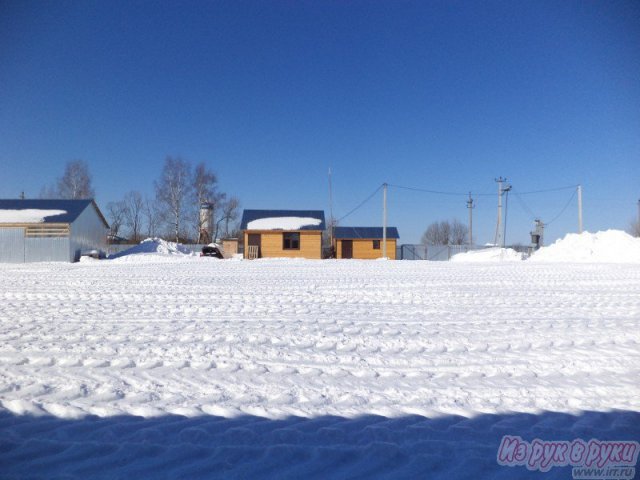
[577,184,583,234]
[467,192,473,246]
[382,183,388,259]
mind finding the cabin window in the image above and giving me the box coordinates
[283,232,300,250]
[372,240,380,249]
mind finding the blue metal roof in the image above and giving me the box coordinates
[334,226,400,239]
[241,209,326,230]
[0,199,109,227]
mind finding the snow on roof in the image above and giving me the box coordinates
[0,209,68,223]
[0,199,109,227]
[528,230,640,263]
[247,217,322,230]
[241,210,326,230]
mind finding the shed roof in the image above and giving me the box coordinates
[0,199,109,228]
[334,226,400,239]
[241,209,326,231]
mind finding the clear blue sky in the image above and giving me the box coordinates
[1,1,638,244]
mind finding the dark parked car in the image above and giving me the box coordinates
[201,245,224,259]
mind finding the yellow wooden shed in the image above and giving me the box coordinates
[333,226,399,259]
[240,209,325,259]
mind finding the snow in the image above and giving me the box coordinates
[529,229,640,263]
[109,237,196,260]
[0,208,67,223]
[450,247,523,262]
[0,258,638,478]
[247,216,322,230]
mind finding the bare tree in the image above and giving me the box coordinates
[221,196,240,238]
[143,196,162,238]
[155,156,192,243]
[123,191,144,243]
[106,201,127,238]
[192,163,220,242]
[450,219,469,245]
[39,183,58,199]
[57,160,95,199]
[422,222,446,245]
[422,219,467,245]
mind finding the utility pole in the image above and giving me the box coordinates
[328,168,334,251]
[494,177,506,246]
[577,184,583,234]
[502,184,512,247]
[382,183,388,258]
[466,192,474,246]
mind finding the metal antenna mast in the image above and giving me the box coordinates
[466,192,474,246]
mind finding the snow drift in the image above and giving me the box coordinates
[450,247,523,262]
[529,229,640,263]
[109,238,195,260]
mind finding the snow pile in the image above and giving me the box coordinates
[247,216,322,230]
[451,247,523,262]
[109,238,195,260]
[529,230,640,263]
[0,209,67,223]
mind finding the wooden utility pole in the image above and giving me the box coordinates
[382,183,388,258]
[467,192,474,246]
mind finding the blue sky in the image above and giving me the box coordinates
[1,1,638,244]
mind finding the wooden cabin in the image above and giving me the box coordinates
[240,209,325,259]
[333,226,399,260]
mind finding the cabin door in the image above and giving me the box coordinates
[342,240,353,259]
[248,234,261,258]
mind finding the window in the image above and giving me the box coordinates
[372,240,380,249]
[283,232,300,250]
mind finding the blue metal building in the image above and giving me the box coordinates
[0,199,109,263]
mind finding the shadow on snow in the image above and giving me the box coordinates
[1,409,638,479]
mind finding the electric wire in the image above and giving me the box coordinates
[545,188,578,226]
[337,184,383,223]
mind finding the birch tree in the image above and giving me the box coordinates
[155,156,192,242]
[57,160,95,199]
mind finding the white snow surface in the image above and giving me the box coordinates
[529,229,640,263]
[247,216,322,230]
[450,247,523,262]
[0,208,67,223]
[109,237,195,260]
[1,258,639,478]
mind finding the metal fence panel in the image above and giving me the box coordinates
[0,228,25,263]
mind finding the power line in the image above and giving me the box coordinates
[514,185,579,195]
[512,191,539,221]
[337,184,383,223]
[545,188,578,226]
[388,183,494,197]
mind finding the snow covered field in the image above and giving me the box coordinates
[1,254,639,478]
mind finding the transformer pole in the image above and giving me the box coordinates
[494,177,506,246]
[577,184,583,234]
[382,183,388,258]
[466,192,474,246]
